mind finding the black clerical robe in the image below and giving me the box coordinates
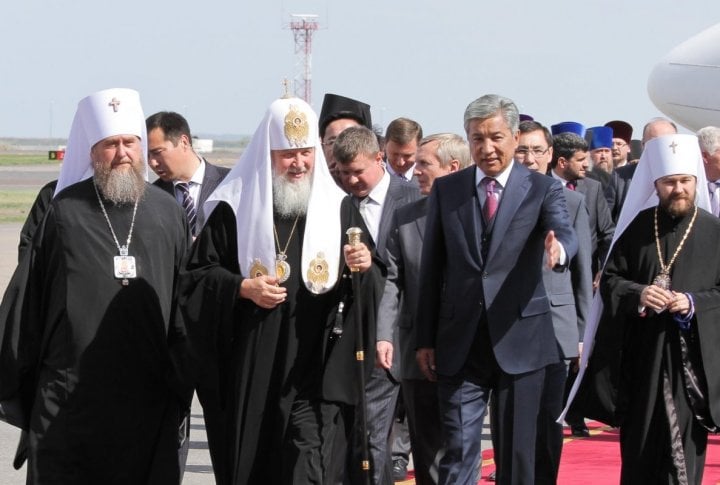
[574,206,720,484]
[179,199,385,485]
[0,179,192,484]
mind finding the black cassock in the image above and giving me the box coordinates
[0,179,193,484]
[574,207,720,484]
[180,199,385,485]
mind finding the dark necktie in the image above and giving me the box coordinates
[176,182,198,236]
[483,177,498,221]
[566,181,576,191]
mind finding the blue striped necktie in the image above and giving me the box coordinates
[176,182,198,236]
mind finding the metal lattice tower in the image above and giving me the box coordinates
[287,14,319,103]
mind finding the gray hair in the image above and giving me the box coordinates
[463,94,519,134]
[697,126,720,154]
[420,133,472,169]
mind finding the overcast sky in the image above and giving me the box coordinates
[2,0,718,139]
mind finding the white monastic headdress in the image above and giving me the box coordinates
[55,88,148,196]
[204,96,346,294]
[614,133,710,239]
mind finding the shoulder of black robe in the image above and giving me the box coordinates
[1,181,193,430]
[572,208,655,427]
[17,180,57,262]
[321,196,387,404]
[179,200,243,392]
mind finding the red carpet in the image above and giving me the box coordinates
[398,422,720,484]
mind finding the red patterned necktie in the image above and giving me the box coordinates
[566,181,576,191]
[483,177,498,221]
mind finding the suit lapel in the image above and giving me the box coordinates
[487,163,530,261]
[456,169,484,267]
[414,207,427,241]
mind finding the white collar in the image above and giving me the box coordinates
[475,161,514,187]
[367,169,391,205]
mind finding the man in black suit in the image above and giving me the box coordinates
[334,125,421,484]
[416,94,577,484]
[146,111,230,237]
[145,110,229,475]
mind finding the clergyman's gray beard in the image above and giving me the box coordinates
[94,162,146,205]
[273,173,311,218]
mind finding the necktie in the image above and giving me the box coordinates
[483,177,498,221]
[176,182,198,236]
[709,181,720,216]
[566,181,576,191]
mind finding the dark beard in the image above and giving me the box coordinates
[660,196,694,218]
[94,162,146,205]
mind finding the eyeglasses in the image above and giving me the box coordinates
[515,146,549,157]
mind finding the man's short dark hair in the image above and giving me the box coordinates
[519,120,552,147]
[385,118,423,145]
[146,111,192,147]
[551,132,588,168]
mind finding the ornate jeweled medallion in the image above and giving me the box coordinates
[275,254,291,284]
[307,252,330,292]
[249,258,269,278]
[284,104,309,147]
[652,272,672,291]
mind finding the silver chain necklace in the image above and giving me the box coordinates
[93,181,139,285]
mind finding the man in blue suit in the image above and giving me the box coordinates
[416,94,577,485]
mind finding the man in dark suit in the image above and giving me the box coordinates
[550,132,615,278]
[145,110,229,475]
[376,133,472,484]
[516,121,594,481]
[334,125,421,484]
[416,94,577,485]
[146,111,230,237]
[384,117,423,185]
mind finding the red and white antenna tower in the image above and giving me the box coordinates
[287,14,320,104]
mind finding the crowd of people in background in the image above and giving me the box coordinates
[1,86,720,485]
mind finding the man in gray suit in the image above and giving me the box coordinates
[334,125,421,484]
[516,121,593,481]
[376,133,472,484]
[146,111,230,237]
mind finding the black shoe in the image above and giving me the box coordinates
[392,458,408,481]
[571,425,590,437]
[488,470,496,481]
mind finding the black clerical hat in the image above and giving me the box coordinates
[318,93,372,138]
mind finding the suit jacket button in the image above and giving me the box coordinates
[482,272,488,279]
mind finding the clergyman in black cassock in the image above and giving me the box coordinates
[0,88,193,484]
[179,96,385,485]
[573,134,720,484]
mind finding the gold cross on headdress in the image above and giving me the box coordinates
[108,97,121,112]
[669,140,678,154]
